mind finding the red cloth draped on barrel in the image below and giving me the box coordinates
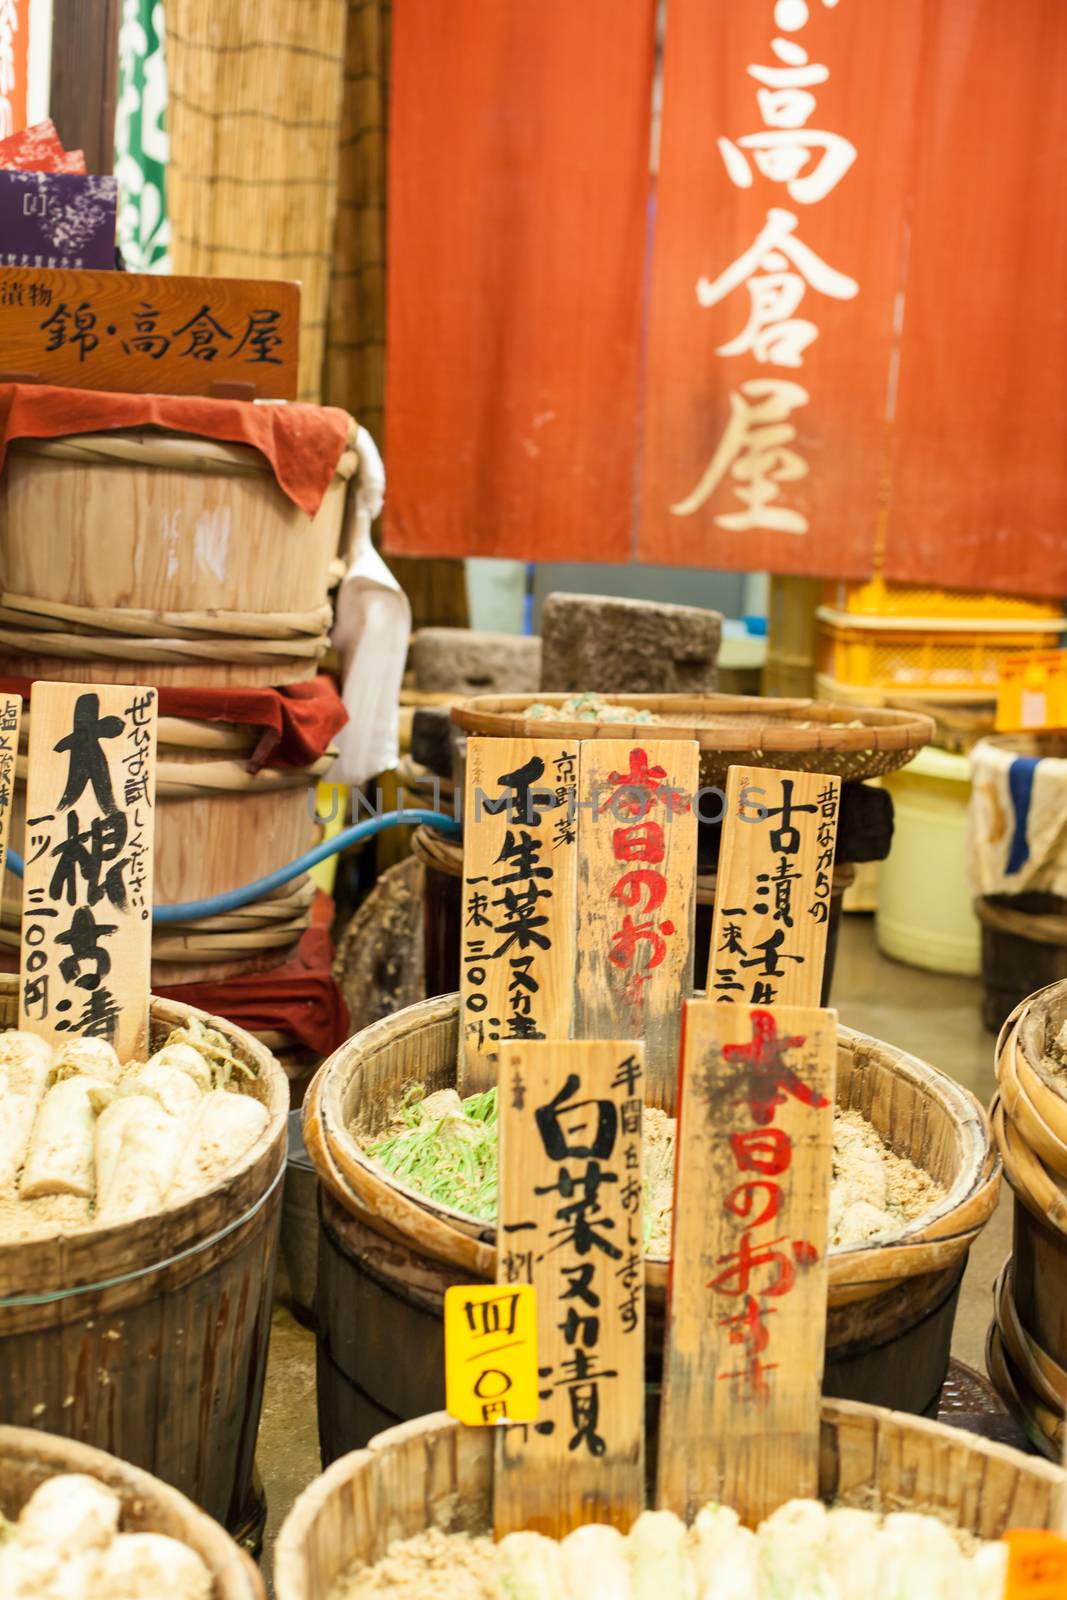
[0,383,352,516]
[0,674,347,770]
[154,905,349,1055]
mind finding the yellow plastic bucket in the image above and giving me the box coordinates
[876,747,979,975]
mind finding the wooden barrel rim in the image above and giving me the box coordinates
[0,983,288,1299]
[992,1096,1067,1233]
[987,1322,1064,1460]
[274,1402,1065,1600]
[1018,988,1067,1120]
[305,996,995,1296]
[997,1033,1067,1179]
[8,432,359,484]
[0,1425,265,1599]
[978,896,1067,948]
[993,1259,1066,1417]
[0,593,333,642]
[0,624,330,666]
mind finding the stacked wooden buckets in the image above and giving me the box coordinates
[990,980,1067,1456]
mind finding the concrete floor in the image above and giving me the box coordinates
[254,915,1011,1591]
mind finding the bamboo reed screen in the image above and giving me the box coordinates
[165,0,348,402]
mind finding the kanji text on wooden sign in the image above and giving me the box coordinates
[0,693,21,907]
[574,740,699,1105]
[19,683,158,1061]
[459,738,579,1092]
[657,1001,836,1527]
[0,267,300,399]
[495,1040,645,1539]
[708,765,841,1009]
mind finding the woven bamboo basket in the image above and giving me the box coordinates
[451,692,935,786]
[990,980,1067,1456]
[0,431,358,685]
[0,1425,265,1598]
[274,1405,1064,1600]
[0,981,289,1541]
[303,994,999,1456]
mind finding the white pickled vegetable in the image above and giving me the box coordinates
[4,1544,93,1599]
[89,1531,212,1599]
[970,1540,1009,1600]
[94,1096,188,1223]
[167,1090,269,1204]
[628,1509,694,1600]
[876,1512,967,1600]
[52,1038,122,1084]
[118,1059,205,1121]
[498,1530,568,1600]
[757,1499,836,1598]
[19,1076,113,1200]
[18,1473,120,1555]
[561,1523,631,1598]
[689,1505,758,1599]
[144,1042,213,1093]
[0,1036,53,1188]
[823,1507,881,1600]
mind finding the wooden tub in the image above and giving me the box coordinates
[304,993,999,1459]
[0,1425,265,1598]
[0,430,357,686]
[0,985,289,1542]
[273,1405,1064,1600]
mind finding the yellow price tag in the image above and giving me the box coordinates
[444,1284,539,1427]
[1003,1529,1067,1599]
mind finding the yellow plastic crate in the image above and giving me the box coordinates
[825,574,1062,622]
[995,651,1067,732]
[816,607,1064,695]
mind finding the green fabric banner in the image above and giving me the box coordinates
[114,0,170,271]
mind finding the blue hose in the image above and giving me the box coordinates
[3,809,462,925]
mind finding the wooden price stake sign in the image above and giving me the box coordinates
[657,1001,836,1527]
[19,683,158,1062]
[707,766,841,1009]
[494,1039,646,1538]
[458,738,579,1093]
[574,740,699,1105]
[0,694,22,906]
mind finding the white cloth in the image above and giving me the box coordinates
[968,737,1067,897]
[327,426,410,786]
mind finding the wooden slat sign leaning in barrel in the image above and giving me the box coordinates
[574,740,699,1105]
[708,766,840,1009]
[19,683,158,1062]
[459,738,579,1093]
[657,1002,836,1527]
[494,1039,646,1539]
[0,693,22,906]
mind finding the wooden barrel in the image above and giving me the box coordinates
[990,980,1067,1456]
[0,431,358,685]
[413,824,854,1002]
[0,982,289,1542]
[274,1404,1064,1600]
[304,993,999,1459]
[0,1425,265,1598]
[978,893,1067,1033]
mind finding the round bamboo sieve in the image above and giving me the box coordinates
[273,1405,1065,1600]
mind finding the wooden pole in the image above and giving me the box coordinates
[48,0,121,175]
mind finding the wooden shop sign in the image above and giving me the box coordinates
[459,737,579,1093]
[657,1001,836,1527]
[574,739,699,1106]
[20,682,158,1061]
[708,765,841,1009]
[0,693,21,907]
[494,1039,645,1539]
[0,266,299,399]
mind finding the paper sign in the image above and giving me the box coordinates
[444,1283,539,1427]
[458,738,579,1092]
[574,739,699,1105]
[657,1001,836,1526]
[707,766,841,1009]
[19,683,157,1061]
[1003,1530,1067,1599]
[494,1039,646,1538]
[0,265,300,398]
[0,694,22,906]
